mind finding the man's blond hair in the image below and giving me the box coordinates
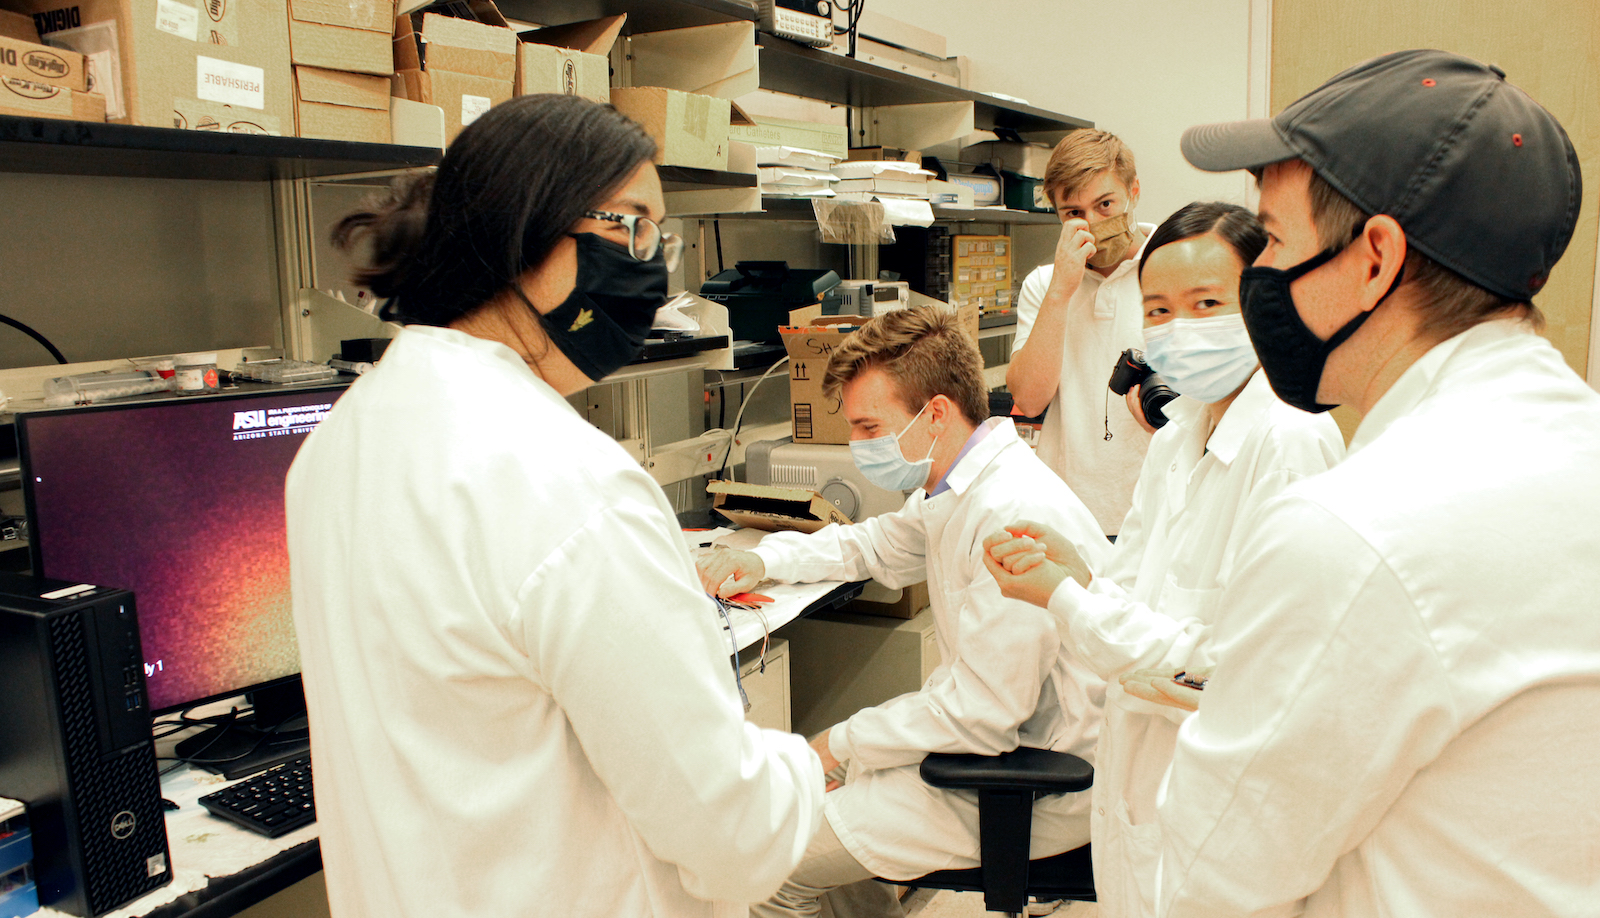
[1043,129,1137,208]
[822,306,988,426]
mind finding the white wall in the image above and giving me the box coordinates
[860,0,1260,226]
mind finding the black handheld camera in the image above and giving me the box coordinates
[1107,349,1178,430]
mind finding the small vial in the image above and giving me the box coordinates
[173,352,219,395]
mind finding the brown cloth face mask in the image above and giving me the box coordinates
[1087,212,1135,268]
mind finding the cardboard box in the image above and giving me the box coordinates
[288,0,394,76]
[960,139,1055,180]
[848,146,921,164]
[0,9,36,41]
[393,9,516,142]
[629,20,758,99]
[295,65,388,143]
[17,0,293,132]
[515,43,607,102]
[779,316,868,445]
[0,32,84,90]
[0,76,103,120]
[708,480,852,533]
[610,86,732,171]
[515,14,620,102]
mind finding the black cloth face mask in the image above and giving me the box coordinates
[1239,245,1403,414]
[517,233,668,382]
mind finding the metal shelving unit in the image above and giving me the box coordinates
[0,116,442,181]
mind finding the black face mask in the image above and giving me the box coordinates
[1239,246,1403,414]
[519,233,668,382]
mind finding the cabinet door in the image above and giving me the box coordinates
[739,637,791,733]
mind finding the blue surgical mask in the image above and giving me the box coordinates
[1141,314,1259,404]
[850,402,937,492]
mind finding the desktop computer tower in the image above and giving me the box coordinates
[0,574,172,916]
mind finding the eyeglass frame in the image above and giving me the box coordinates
[583,210,684,272]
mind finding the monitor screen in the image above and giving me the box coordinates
[17,384,344,714]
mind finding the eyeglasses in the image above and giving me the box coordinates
[584,210,684,272]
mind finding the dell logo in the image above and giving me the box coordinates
[110,811,136,839]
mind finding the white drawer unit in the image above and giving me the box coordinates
[739,637,792,733]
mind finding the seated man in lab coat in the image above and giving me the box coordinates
[695,306,1108,918]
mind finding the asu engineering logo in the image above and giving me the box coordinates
[232,403,333,441]
[110,810,136,840]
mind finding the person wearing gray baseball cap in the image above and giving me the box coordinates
[1140,49,1600,917]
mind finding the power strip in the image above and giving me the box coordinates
[756,0,834,47]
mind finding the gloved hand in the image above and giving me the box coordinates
[694,548,766,598]
[1118,667,1211,712]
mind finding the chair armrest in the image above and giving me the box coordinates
[920,747,1093,795]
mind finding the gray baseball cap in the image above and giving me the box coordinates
[1182,49,1580,301]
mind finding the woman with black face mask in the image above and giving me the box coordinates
[283,94,824,918]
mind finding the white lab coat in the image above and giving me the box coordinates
[285,325,823,918]
[1012,236,1154,535]
[1046,370,1343,917]
[752,418,1107,880]
[1154,319,1600,917]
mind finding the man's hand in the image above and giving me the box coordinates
[694,548,766,598]
[1125,384,1159,435]
[1118,667,1211,712]
[981,521,1092,609]
[1048,217,1096,300]
[810,729,843,791]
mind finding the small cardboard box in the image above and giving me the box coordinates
[0,9,37,42]
[779,316,869,445]
[960,139,1055,180]
[288,0,395,76]
[708,480,852,534]
[515,14,620,102]
[610,86,732,171]
[0,33,85,90]
[394,9,516,142]
[0,76,104,120]
[17,0,294,132]
[295,65,389,143]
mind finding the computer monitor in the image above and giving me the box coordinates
[16,383,345,775]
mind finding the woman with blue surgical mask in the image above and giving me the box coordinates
[980,202,1346,918]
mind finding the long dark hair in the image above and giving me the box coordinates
[1138,201,1267,277]
[333,94,657,326]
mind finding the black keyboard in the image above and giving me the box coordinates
[199,754,316,838]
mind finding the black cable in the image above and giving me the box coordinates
[0,311,67,364]
[714,219,726,274]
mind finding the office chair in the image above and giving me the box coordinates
[898,747,1095,917]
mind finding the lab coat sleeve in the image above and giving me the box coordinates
[751,499,930,589]
[829,539,1061,771]
[1153,496,1455,917]
[1055,422,1342,682]
[514,485,825,906]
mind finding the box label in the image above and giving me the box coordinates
[156,0,198,41]
[196,55,262,109]
[461,93,489,126]
[1,75,60,100]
